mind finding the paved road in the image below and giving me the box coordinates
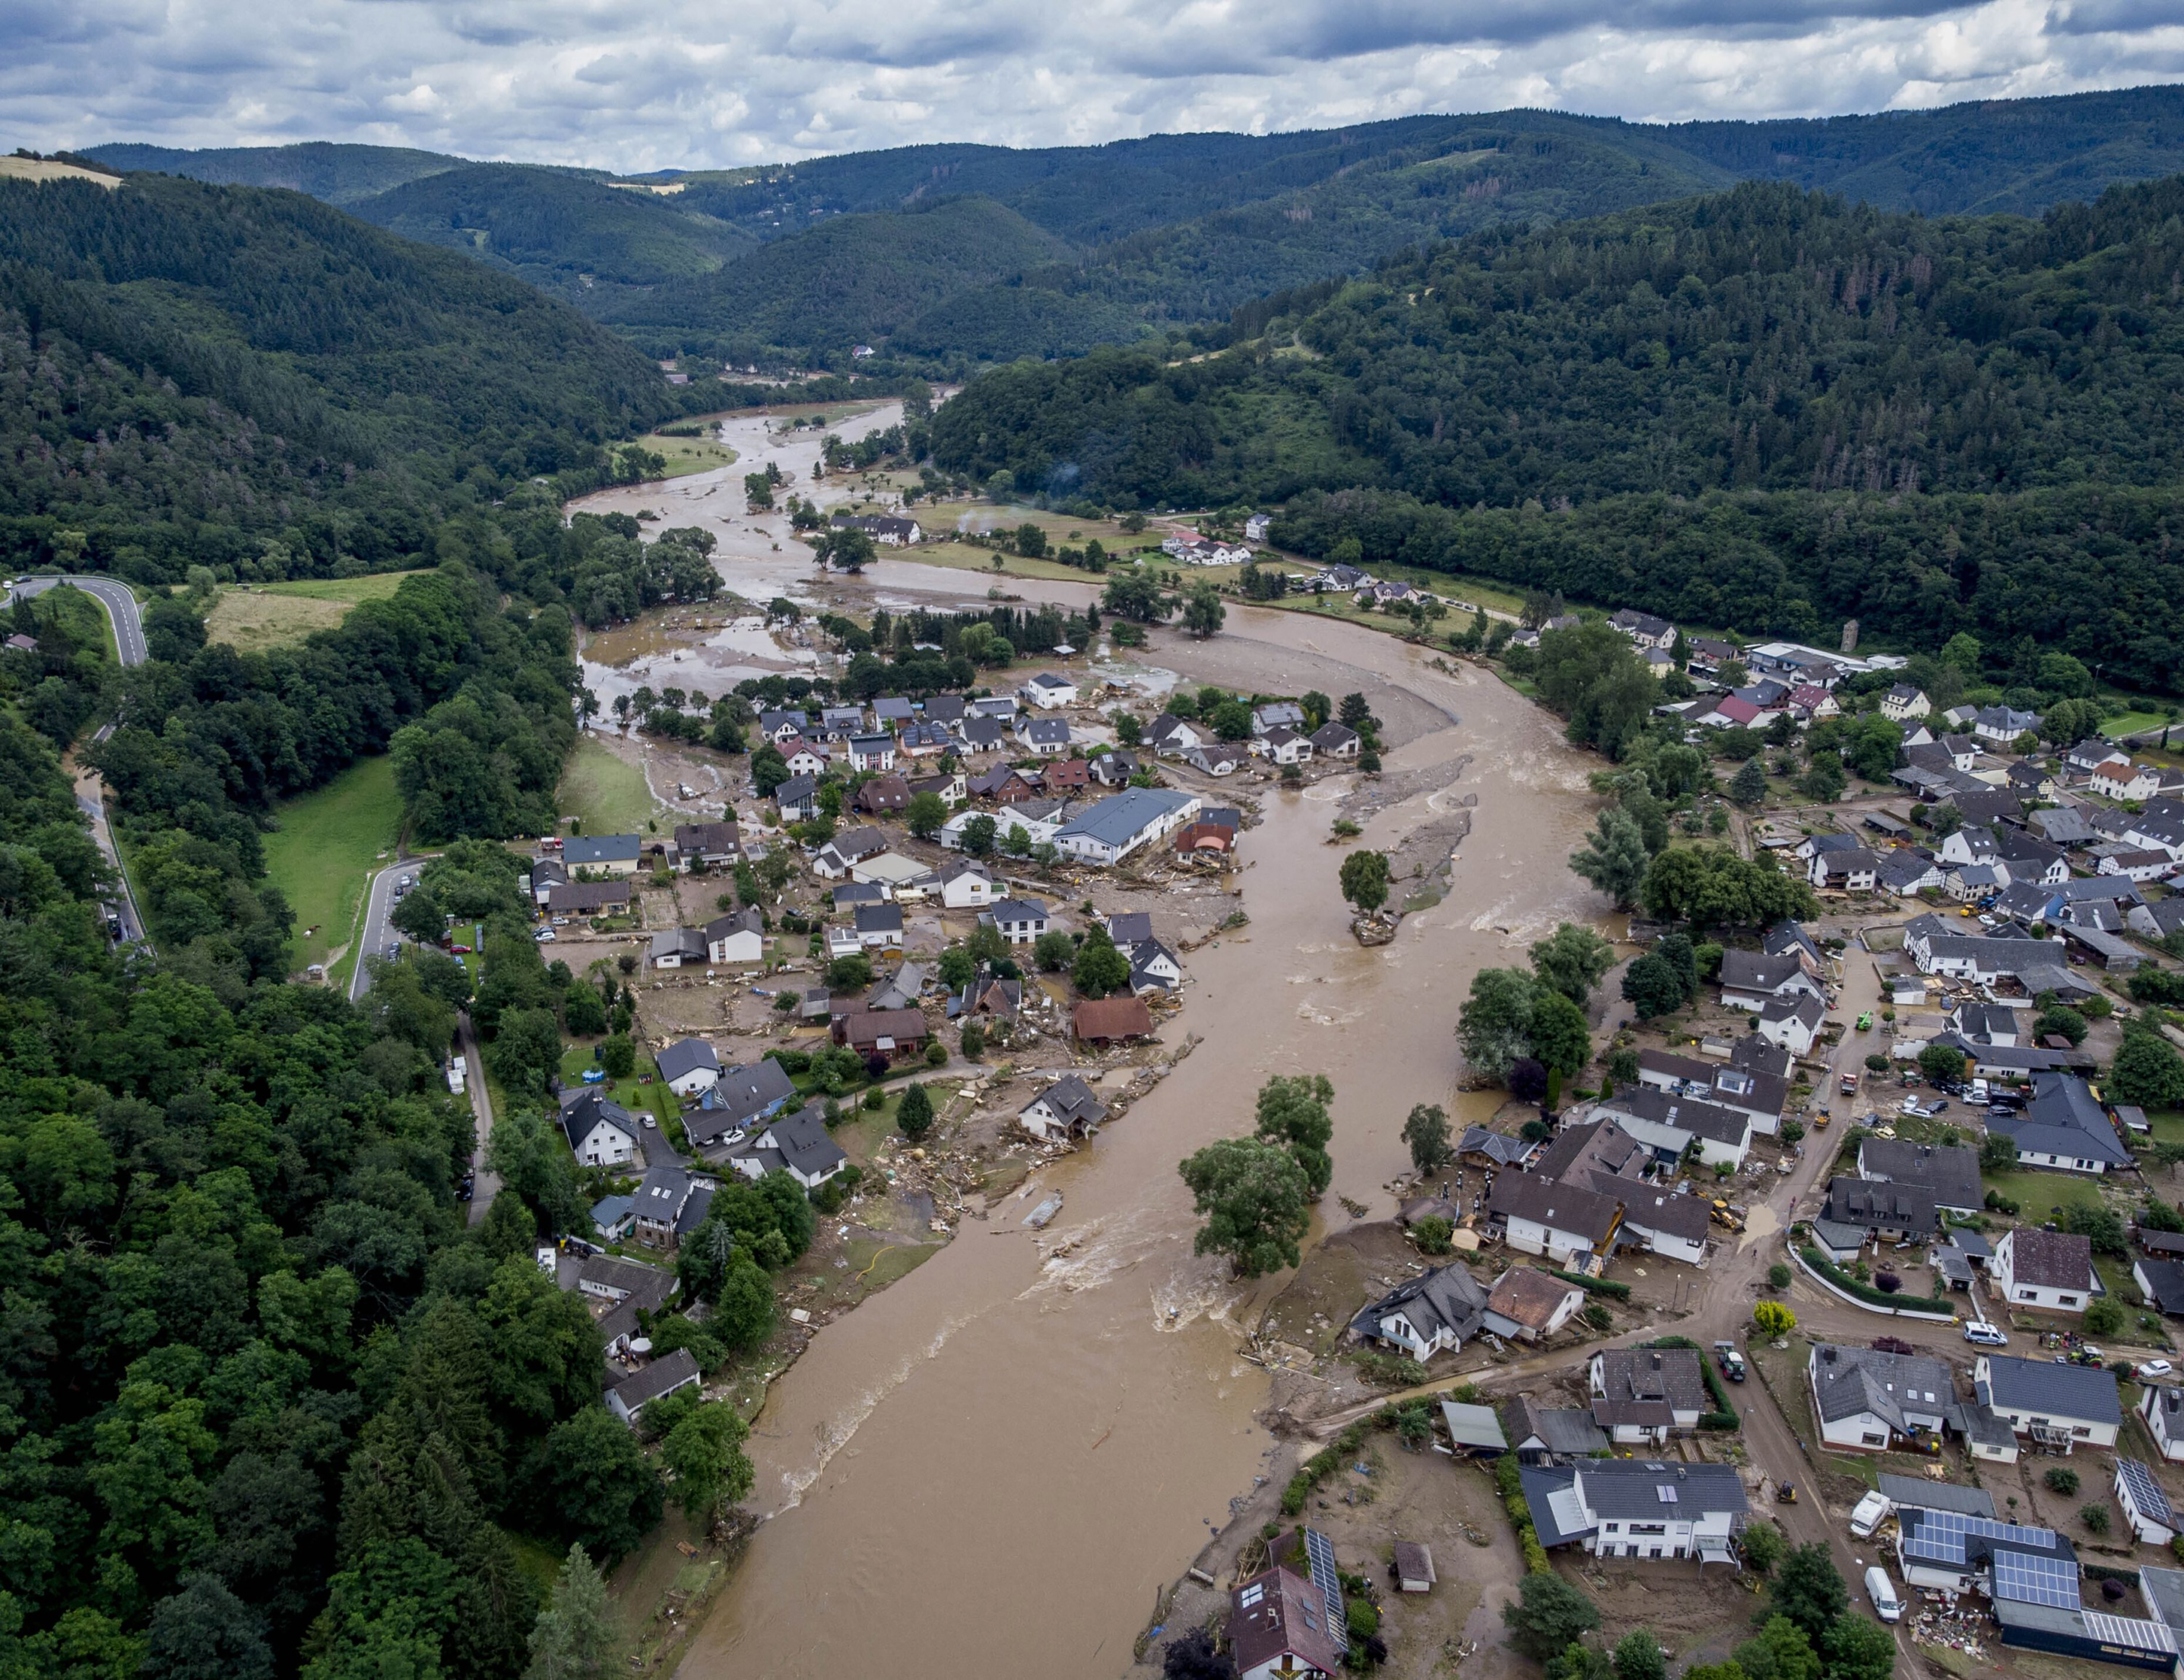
[10,575,150,945]
[349,859,413,1001]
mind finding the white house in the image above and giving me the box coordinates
[1350,1263,1491,1359]
[1881,685,1931,722]
[1250,702,1307,736]
[560,1088,641,1168]
[936,859,997,908]
[1228,1566,1344,1680]
[1974,1354,2122,1451]
[605,1349,702,1426]
[654,1038,721,1100]
[1593,1086,1753,1170]
[1255,726,1314,766]
[704,907,765,964]
[1481,1269,1586,1343]
[723,1102,848,1189]
[1015,716,1072,757]
[853,903,905,948]
[1142,714,1209,756]
[939,806,1064,852]
[814,827,888,879]
[846,733,897,773]
[561,834,645,877]
[649,927,706,968]
[1755,994,1825,1057]
[1018,1074,1108,1143]
[985,898,1050,944]
[2091,757,2163,802]
[1992,1228,2099,1313]
[1488,1175,1621,1269]
[1613,1186,1714,1266]
[1588,1347,1708,1445]
[1717,949,1825,1013]
[2139,1385,2184,1463]
[2116,1459,2178,1546]
[1021,673,1078,709]
[1573,1460,1748,1562]
[780,744,828,778]
[1809,1344,1954,1453]
[1052,788,1203,865]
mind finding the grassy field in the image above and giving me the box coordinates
[262,754,402,981]
[1980,1166,2109,1222]
[2104,711,2175,740]
[558,738,659,837]
[639,427,739,478]
[261,571,431,603]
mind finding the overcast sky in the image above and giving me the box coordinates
[10,0,2183,170]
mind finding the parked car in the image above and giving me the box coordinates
[535,928,556,942]
[1964,1322,2009,1346]
[448,944,472,955]
[1849,1491,1891,1538]
[2142,1359,2174,1376]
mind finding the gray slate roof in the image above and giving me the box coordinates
[1878,1474,1994,1517]
[1811,1343,1955,1432]
[1575,1459,1748,1520]
[1858,1139,1982,1212]
[1501,1397,1611,1458]
[685,1057,798,1148]
[1351,1262,1491,1347]
[609,1347,701,1411]
[1981,1353,2122,1425]
[654,1038,720,1085]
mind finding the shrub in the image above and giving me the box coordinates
[1411,1215,1454,1255]
[1767,1263,1793,1292]
[2083,1504,2111,1534]
[1582,1303,1612,1331]
[924,1039,948,1067]
[2086,1297,2126,1336]
[1549,1269,1630,1300]
[1864,1053,1890,1073]
[1874,1271,1901,1294]
[1752,1301,1797,1337]
[2045,1467,2080,1495]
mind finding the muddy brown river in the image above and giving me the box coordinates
[574,423,1606,1679]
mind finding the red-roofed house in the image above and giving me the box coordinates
[1705,696,1763,729]
[1229,1566,1344,1680]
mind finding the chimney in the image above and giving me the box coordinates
[1650,1352,1661,1369]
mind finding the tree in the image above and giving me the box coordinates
[1613,1629,1667,1680]
[1621,953,1687,1019]
[1033,929,1076,972]
[1072,931,1132,999]
[1338,848,1391,915]
[1162,1628,1237,1680]
[1741,1518,1787,1576]
[750,744,790,796]
[1770,1545,1848,1644]
[2085,1296,2125,1336]
[598,1033,636,1079]
[539,1406,665,1563]
[1818,1615,1895,1680]
[1401,1104,1453,1174]
[1254,1074,1335,1198]
[1014,522,1048,558]
[959,813,998,857]
[660,1401,755,1524]
[905,791,947,839]
[1734,1617,1821,1680]
[820,527,877,572]
[1103,571,1167,623]
[1508,1057,1550,1104]
[487,1007,564,1098]
[2080,1501,2111,1533]
[826,953,874,991]
[1766,1262,1792,1292]
[563,982,607,1037]
[1181,583,1226,638]
[1528,990,1591,1079]
[2114,1025,2184,1108]
[390,887,446,946]
[897,1082,935,1140]
[1752,1301,1796,1337]
[1729,758,1770,807]
[142,1574,274,1680]
[1530,923,1616,1006]
[1979,1132,2018,1171]
[1457,968,1538,1082]
[523,1544,622,1680]
[1178,1138,1312,1277]
[2045,1466,2080,1494]
[1569,807,1650,908]
[1502,1571,1601,1661]
[1799,752,1848,803]
[1917,1043,1965,1085]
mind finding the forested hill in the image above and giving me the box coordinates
[932,175,2184,690]
[0,172,696,579]
[85,139,468,204]
[348,163,756,307]
[93,86,2184,367]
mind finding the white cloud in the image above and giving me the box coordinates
[5,0,2181,170]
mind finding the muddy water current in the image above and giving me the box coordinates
[625,555,1610,1674]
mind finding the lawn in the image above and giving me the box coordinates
[260,571,432,603]
[638,426,738,479]
[558,737,659,837]
[261,753,402,982]
[2103,711,2174,741]
[1980,1167,2110,1222]
[205,589,352,652]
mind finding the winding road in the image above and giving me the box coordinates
[9,574,149,944]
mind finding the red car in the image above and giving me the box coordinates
[447,944,472,955]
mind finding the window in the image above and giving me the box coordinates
[2059,1296,2079,1307]
[2018,1289,2037,1301]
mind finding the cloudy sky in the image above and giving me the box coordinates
[9,0,2183,170]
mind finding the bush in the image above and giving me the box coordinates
[1549,1269,1630,1300]
[2086,1297,2126,1336]
[1863,1053,1890,1073]
[2083,1504,2111,1534]
[1767,1263,1792,1292]
[1874,1271,1901,1294]
[2045,1467,2080,1495]
[1582,1303,1612,1331]
[1411,1215,1454,1255]
[924,1039,948,1067]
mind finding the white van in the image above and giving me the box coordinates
[1970,1078,1990,1104]
[1865,1565,1904,1624]
[1849,1491,1891,1538]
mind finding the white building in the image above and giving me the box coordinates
[985,898,1050,944]
[2116,1459,2178,1546]
[1808,1344,1954,1452]
[1018,1074,1108,1143]
[2140,1385,2184,1463]
[1020,673,1078,709]
[1574,1460,1748,1563]
[654,1039,721,1100]
[1052,788,1203,865]
[1975,1354,2122,1451]
[936,859,997,908]
[1992,1227,2099,1313]
[560,1089,641,1168]
[704,907,765,964]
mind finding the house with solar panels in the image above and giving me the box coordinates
[2140,1385,2184,1462]
[1226,1528,1347,1680]
[2116,1459,2178,1547]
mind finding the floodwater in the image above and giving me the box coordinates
[664,582,1608,1678]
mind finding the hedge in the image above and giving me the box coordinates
[1281,1423,1366,1516]
[1799,1246,1920,1310]
[1548,1269,1631,1300]
[1493,1451,1551,1573]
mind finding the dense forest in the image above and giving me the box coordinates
[93,85,2184,367]
[0,173,703,581]
[932,174,2184,689]
[349,165,755,308]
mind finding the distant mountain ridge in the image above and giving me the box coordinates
[85,85,2184,363]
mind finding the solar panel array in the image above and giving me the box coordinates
[2117,1458,2176,1525]
[1991,1549,2080,1611]
[1899,1508,2060,1564]
[1304,1528,1348,1651]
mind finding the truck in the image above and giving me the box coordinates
[1712,1340,1747,1382]
[1709,1199,1747,1232]
[1840,1071,1858,1097]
